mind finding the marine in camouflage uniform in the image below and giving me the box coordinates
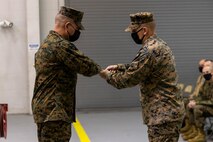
[187,65,213,142]
[32,6,101,142]
[181,60,212,141]
[100,12,185,142]
[181,60,206,129]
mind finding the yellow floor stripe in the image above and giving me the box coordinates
[73,117,91,142]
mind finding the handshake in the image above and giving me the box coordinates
[99,65,119,80]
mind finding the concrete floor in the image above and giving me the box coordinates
[1,108,185,142]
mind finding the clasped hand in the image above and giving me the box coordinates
[99,65,118,79]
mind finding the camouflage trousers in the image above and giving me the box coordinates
[37,121,71,142]
[189,105,213,128]
[147,121,182,142]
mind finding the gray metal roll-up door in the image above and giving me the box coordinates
[65,0,213,109]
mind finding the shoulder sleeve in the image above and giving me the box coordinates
[117,64,131,71]
[56,41,101,76]
[196,82,213,105]
[107,47,152,89]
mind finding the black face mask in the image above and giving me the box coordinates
[203,73,212,80]
[198,66,203,73]
[68,30,81,42]
[131,28,145,44]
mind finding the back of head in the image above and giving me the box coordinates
[55,14,70,28]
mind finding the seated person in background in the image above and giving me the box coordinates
[180,59,206,141]
[186,60,213,142]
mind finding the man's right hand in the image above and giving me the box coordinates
[106,65,118,71]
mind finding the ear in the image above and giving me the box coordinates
[143,27,148,35]
[65,22,70,29]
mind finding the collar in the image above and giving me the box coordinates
[49,30,64,41]
[142,34,157,46]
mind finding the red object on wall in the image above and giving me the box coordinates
[0,104,8,139]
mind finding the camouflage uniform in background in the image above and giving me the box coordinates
[186,75,205,123]
[106,12,185,142]
[185,80,213,142]
[32,7,101,142]
[193,81,213,128]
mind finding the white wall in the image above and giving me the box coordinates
[0,0,28,113]
[0,0,64,114]
[27,0,40,114]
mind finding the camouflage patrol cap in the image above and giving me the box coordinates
[59,6,85,30]
[125,12,154,32]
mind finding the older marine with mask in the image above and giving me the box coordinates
[100,12,184,142]
[32,6,101,142]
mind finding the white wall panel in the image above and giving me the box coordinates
[0,0,28,113]
[0,0,64,114]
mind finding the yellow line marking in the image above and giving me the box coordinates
[73,117,91,142]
